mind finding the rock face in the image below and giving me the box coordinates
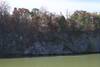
[0,31,100,57]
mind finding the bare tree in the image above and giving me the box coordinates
[0,1,10,16]
[0,1,10,24]
[0,0,11,32]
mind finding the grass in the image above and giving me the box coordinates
[0,54,100,67]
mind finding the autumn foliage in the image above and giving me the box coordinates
[0,1,100,57]
[1,2,100,33]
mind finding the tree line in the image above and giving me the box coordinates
[0,1,100,57]
[1,1,100,34]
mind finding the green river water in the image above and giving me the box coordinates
[0,54,100,67]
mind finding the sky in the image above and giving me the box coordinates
[3,0,100,15]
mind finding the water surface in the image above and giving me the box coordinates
[0,54,100,67]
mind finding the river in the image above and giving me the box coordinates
[0,54,100,67]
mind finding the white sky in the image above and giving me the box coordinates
[4,0,100,15]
